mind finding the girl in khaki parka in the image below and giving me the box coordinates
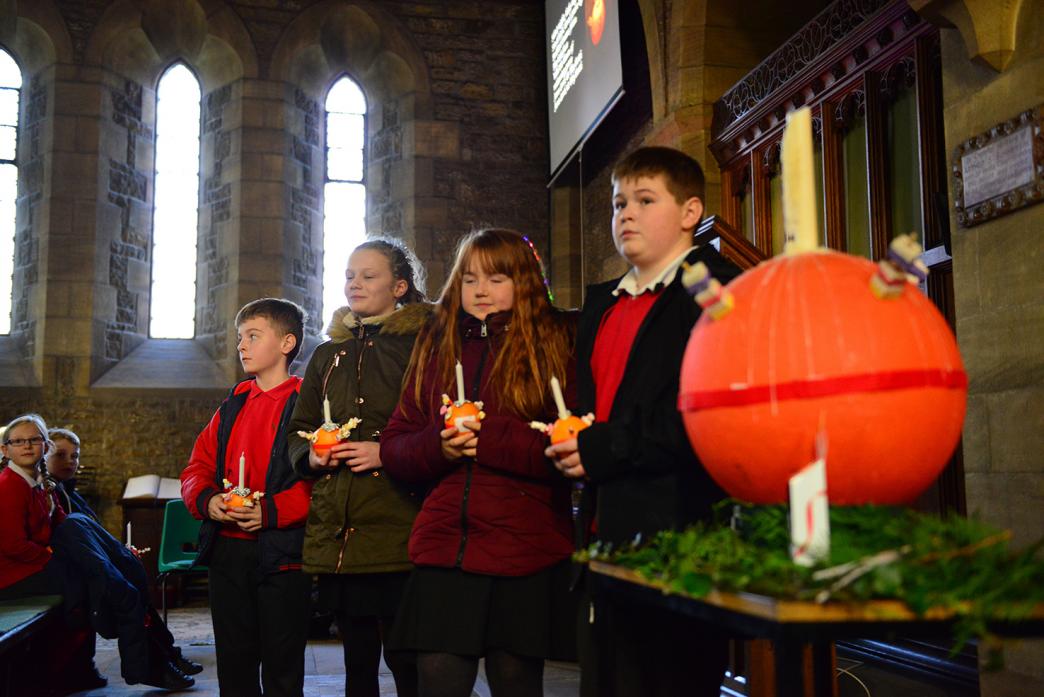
[288,239,430,697]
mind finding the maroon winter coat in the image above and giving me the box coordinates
[380,311,574,577]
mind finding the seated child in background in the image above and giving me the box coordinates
[1,413,197,692]
[43,426,203,689]
[548,146,743,697]
[0,412,87,696]
[182,297,313,697]
[45,428,96,520]
[0,413,66,600]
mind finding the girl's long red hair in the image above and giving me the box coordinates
[407,229,574,420]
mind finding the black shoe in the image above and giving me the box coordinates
[171,647,203,676]
[56,663,107,694]
[140,661,195,691]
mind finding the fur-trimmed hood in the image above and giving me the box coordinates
[326,302,433,342]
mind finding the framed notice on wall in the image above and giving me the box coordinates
[952,105,1043,228]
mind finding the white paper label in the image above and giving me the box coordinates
[453,416,477,430]
[789,458,830,567]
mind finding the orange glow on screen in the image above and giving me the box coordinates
[586,0,606,45]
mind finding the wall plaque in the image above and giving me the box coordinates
[952,105,1043,228]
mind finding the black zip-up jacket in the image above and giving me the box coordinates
[575,244,742,547]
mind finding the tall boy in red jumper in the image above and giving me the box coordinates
[182,298,313,697]
[549,147,742,697]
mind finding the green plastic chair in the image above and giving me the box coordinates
[157,498,206,622]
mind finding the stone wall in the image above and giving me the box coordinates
[285,85,323,334]
[104,75,152,364]
[0,0,550,532]
[930,2,1044,691]
[11,72,48,364]
[198,81,236,368]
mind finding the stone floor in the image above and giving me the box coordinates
[69,606,581,696]
[68,606,1020,696]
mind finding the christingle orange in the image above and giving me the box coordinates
[222,452,263,508]
[530,376,594,444]
[677,107,967,505]
[296,397,362,456]
[441,360,485,430]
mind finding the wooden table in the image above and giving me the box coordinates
[588,560,1044,697]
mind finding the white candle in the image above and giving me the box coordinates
[550,377,568,420]
[781,106,819,255]
[323,397,332,425]
[126,521,132,547]
[455,360,466,404]
[238,452,245,490]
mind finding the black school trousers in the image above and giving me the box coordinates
[578,584,729,697]
[208,535,311,697]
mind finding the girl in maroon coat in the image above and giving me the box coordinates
[381,228,576,697]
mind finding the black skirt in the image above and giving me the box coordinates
[387,561,577,660]
[317,571,411,618]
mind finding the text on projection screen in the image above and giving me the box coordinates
[551,0,584,112]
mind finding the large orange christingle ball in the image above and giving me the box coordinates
[678,249,966,505]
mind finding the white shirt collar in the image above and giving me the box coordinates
[9,463,42,489]
[612,245,697,297]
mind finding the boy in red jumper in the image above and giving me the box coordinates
[182,298,312,697]
[548,147,742,697]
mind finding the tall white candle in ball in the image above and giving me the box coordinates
[126,521,132,547]
[550,377,568,420]
[455,360,466,404]
[323,397,332,425]
[781,106,819,255]
[238,452,245,490]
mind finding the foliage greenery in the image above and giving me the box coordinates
[576,502,1044,665]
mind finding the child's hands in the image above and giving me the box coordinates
[227,504,263,532]
[308,446,336,472]
[332,441,382,473]
[440,425,478,461]
[547,438,586,479]
[207,494,233,522]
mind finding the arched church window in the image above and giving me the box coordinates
[149,63,201,338]
[0,48,21,335]
[322,76,367,329]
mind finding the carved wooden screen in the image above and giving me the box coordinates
[710,0,963,516]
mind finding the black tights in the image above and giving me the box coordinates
[416,650,543,697]
[337,613,417,697]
